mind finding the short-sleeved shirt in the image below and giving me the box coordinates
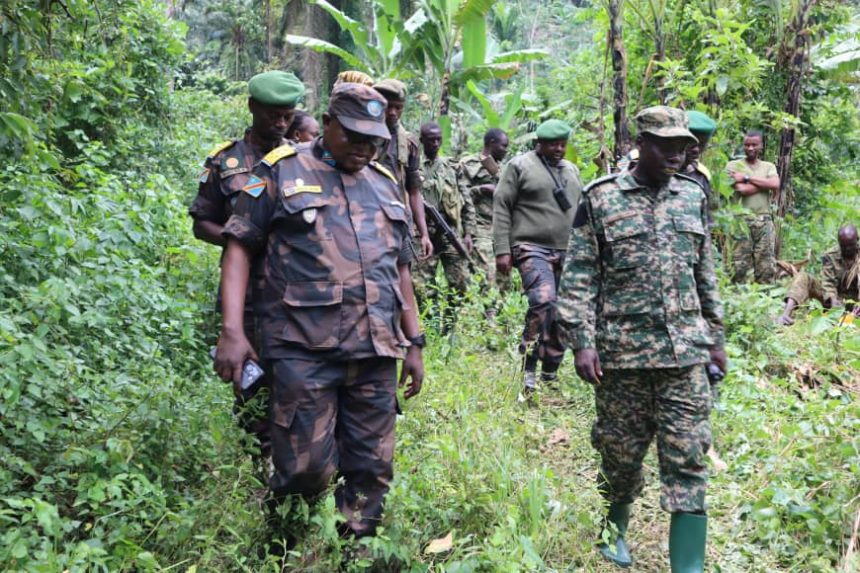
[725,158,777,215]
[223,139,413,361]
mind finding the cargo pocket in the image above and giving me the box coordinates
[272,399,298,430]
[391,284,408,347]
[673,215,705,264]
[280,281,343,349]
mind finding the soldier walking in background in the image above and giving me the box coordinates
[777,224,859,325]
[285,110,319,144]
[557,106,727,572]
[413,122,476,314]
[214,83,424,546]
[373,79,433,259]
[725,130,781,283]
[189,70,304,460]
[493,120,582,393]
[684,111,719,229]
[457,128,511,299]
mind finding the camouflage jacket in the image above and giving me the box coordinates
[456,153,500,235]
[223,138,413,361]
[420,155,477,238]
[821,248,859,302]
[556,171,725,369]
[377,123,421,198]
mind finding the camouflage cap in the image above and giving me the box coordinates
[372,78,407,101]
[328,83,391,140]
[635,105,697,143]
[336,70,374,87]
[248,70,304,107]
[686,110,717,136]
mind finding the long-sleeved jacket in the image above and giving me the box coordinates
[820,248,859,302]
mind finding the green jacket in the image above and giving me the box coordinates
[556,171,725,369]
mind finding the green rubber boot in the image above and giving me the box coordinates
[597,503,633,568]
[669,512,707,573]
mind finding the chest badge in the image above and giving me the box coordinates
[302,208,318,224]
[225,157,239,169]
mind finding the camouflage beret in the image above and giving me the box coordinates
[635,105,697,142]
[372,78,407,100]
[535,119,572,141]
[336,70,374,87]
[686,110,717,136]
[248,71,304,107]
[328,83,391,140]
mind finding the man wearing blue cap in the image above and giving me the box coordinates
[493,119,582,394]
[189,70,304,460]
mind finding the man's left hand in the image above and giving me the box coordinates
[709,346,728,374]
[464,234,473,255]
[399,346,424,399]
[419,234,434,260]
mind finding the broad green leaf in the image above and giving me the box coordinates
[285,35,369,72]
[460,16,487,68]
[376,0,401,61]
[308,0,369,47]
[454,0,496,26]
[465,81,499,126]
[452,62,520,85]
[500,85,524,129]
[491,49,550,64]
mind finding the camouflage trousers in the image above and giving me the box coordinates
[233,309,271,457]
[785,271,827,306]
[474,231,512,294]
[512,244,567,373]
[592,365,712,513]
[268,356,398,537]
[412,236,471,303]
[731,215,775,284]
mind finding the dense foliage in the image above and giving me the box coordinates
[1,0,858,571]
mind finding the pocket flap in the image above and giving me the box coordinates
[280,191,336,214]
[380,200,410,223]
[673,216,705,235]
[282,281,343,307]
[604,211,645,242]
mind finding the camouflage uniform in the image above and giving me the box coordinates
[223,137,413,537]
[494,150,582,374]
[189,130,283,453]
[556,170,725,513]
[725,158,778,283]
[378,123,421,204]
[785,247,859,307]
[457,153,510,291]
[685,161,717,229]
[413,155,476,298]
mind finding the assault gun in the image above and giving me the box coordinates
[480,154,499,178]
[423,201,482,271]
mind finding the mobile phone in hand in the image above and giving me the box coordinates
[210,347,264,390]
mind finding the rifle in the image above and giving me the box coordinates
[480,154,499,178]
[423,200,482,271]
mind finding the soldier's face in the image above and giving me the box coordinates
[536,139,567,165]
[420,128,443,159]
[322,114,382,173]
[489,135,509,162]
[743,135,763,161]
[249,99,295,142]
[294,117,320,143]
[384,99,404,129]
[685,133,710,165]
[637,134,688,182]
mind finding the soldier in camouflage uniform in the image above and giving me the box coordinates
[777,224,859,325]
[214,83,424,541]
[683,111,718,229]
[456,128,510,293]
[557,106,727,572]
[725,131,781,283]
[189,70,303,458]
[373,79,433,260]
[494,120,582,393]
[413,122,477,306]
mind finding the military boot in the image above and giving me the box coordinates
[597,503,632,568]
[669,512,707,573]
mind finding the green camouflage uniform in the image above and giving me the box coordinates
[785,247,859,307]
[556,170,725,513]
[725,158,778,283]
[494,150,582,373]
[223,136,413,537]
[413,155,476,298]
[457,153,510,291]
[189,130,286,454]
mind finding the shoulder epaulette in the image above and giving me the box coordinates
[696,162,712,181]
[583,173,620,193]
[369,161,397,183]
[676,172,706,191]
[207,140,235,158]
[261,144,297,167]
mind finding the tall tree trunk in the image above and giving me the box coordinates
[608,0,631,161]
[264,0,272,63]
[775,0,816,218]
[654,20,666,104]
[282,0,334,110]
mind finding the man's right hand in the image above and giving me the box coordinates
[574,348,603,384]
[495,254,512,274]
[214,329,257,392]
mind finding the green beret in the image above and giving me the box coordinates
[372,78,407,101]
[535,119,572,141]
[687,110,717,135]
[248,71,304,107]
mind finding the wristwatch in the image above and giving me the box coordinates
[743,174,750,184]
[408,333,426,348]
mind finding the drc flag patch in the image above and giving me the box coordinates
[243,175,266,198]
